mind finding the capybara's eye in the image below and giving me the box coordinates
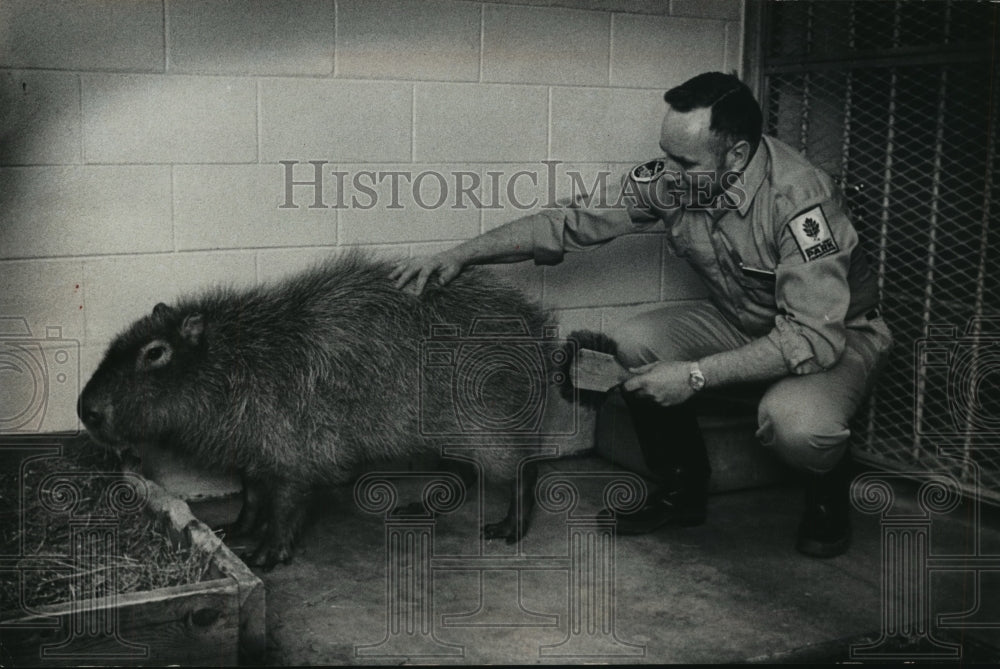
[138,340,172,370]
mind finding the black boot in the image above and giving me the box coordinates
[796,451,854,558]
[606,393,711,535]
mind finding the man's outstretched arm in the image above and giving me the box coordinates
[389,215,538,294]
[390,167,669,294]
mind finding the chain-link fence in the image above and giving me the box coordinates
[760,0,1000,503]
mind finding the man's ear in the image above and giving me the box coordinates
[725,140,752,172]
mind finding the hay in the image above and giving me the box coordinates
[0,445,215,611]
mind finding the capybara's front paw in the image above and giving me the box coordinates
[249,539,294,570]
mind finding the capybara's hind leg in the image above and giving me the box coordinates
[483,460,539,544]
[250,478,311,570]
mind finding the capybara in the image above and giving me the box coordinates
[78,250,578,568]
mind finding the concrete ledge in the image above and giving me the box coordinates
[137,444,243,529]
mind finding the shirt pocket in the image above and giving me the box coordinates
[734,267,778,308]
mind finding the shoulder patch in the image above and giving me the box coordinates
[629,158,666,183]
[787,206,839,262]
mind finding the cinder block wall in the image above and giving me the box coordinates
[0,0,742,434]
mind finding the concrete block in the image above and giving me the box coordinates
[83,251,257,342]
[81,75,257,164]
[337,0,480,81]
[0,259,86,340]
[671,0,743,21]
[474,0,671,14]
[0,0,164,71]
[482,4,609,85]
[335,164,482,245]
[168,0,335,75]
[0,259,86,435]
[543,233,661,309]
[256,245,403,284]
[173,164,338,251]
[551,306,603,334]
[481,162,613,231]
[480,162,545,232]
[724,21,744,77]
[260,79,412,163]
[550,87,664,163]
[601,301,666,334]
[0,166,172,259]
[256,246,341,284]
[610,14,727,90]
[414,83,548,162]
[0,71,81,165]
[486,262,545,303]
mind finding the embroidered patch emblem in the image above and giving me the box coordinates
[788,206,839,262]
[629,158,666,183]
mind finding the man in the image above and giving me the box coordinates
[390,72,892,558]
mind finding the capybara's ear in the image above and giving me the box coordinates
[152,302,175,319]
[181,313,204,346]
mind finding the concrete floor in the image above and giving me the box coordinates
[251,454,1000,665]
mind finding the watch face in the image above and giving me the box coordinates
[689,370,706,391]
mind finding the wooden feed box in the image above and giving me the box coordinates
[0,474,264,667]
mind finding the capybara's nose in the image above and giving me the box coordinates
[77,395,104,430]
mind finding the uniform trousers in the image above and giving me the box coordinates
[611,301,893,474]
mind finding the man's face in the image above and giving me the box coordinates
[659,106,729,203]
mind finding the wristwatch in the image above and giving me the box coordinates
[688,361,706,392]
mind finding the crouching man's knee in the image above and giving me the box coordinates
[609,320,660,369]
[755,393,851,474]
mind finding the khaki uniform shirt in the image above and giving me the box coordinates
[528,135,880,375]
